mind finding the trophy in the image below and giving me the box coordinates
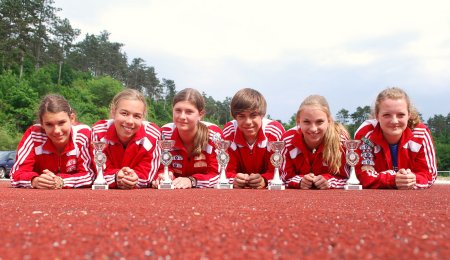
[214,139,233,189]
[344,140,363,190]
[268,141,285,190]
[92,141,108,190]
[158,140,175,189]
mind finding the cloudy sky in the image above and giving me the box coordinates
[55,0,450,123]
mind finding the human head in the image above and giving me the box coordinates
[296,95,333,148]
[173,88,205,115]
[374,87,419,129]
[230,88,267,118]
[296,95,345,174]
[38,94,75,151]
[38,94,74,124]
[172,88,208,156]
[110,89,147,145]
[230,88,266,143]
[110,89,147,119]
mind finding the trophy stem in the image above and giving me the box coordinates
[347,166,360,185]
[344,163,362,190]
[92,165,108,190]
[219,168,227,182]
[215,166,233,189]
[163,165,171,182]
[268,167,285,190]
[273,168,281,184]
[158,165,174,189]
[94,166,105,184]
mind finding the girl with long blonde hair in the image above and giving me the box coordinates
[281,95,350,189]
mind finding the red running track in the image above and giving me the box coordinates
[0,180,448,259]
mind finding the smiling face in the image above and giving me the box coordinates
[376,98,410,144]
[297,105,330,150]
[235,110,262,144]
[111,99,145,145]
[42,111,74,152]
[173,100,204,133]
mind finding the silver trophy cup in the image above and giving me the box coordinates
[344,140,362,190]
[158,140,175,189]
[214,139,233,189]
[268,141,286,190]
[92,141,108,190]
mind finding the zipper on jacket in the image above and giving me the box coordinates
[57,153,61,173]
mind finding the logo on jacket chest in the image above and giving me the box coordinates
[66,158,77,173]
[193,154,207,168]
[171,154,208,168]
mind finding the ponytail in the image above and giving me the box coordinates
[323,122,348,174]
[192,121,209,156]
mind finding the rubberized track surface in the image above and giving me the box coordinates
[0,180,448,259]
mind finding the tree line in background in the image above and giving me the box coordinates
[1,0,449,170]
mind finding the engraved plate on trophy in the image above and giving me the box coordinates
[268,141,286,190]
[214,139,233,189]
[158,140,175,189]
[344,140,363,190]
[92,141,109,190]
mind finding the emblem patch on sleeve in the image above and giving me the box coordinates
[360,139,375,167]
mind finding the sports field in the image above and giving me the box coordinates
[0,180,448,259]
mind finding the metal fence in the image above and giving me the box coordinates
[438,171,450,177]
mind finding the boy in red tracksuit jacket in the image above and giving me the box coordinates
[91,89,161,189]
[281,95,350,189]
[11,94,94,189]
[152,88,221,189]
[223,88,285,189]
[354,87,437,189]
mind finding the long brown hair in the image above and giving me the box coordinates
[173,88,208,156]
[296,95,348,174]
[374,87,420,129]
[38,94,74,124]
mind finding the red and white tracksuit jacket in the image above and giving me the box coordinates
[222,118,285,185]
[159,122,222,188]
[281,126,349,189]
[10,124,94,188]
[92,119,161,188]
[354,119,437,189]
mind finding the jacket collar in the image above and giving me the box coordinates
[233,126,266,147]
[292,129,324,155]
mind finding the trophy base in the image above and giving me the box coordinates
[215,183,233,189]
[344,184,362,190]
[158,183,174,189]
[92,184,109,190]
[268,183,285,190]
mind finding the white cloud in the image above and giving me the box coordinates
[56,0,450,121]
[74,0,448,68]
